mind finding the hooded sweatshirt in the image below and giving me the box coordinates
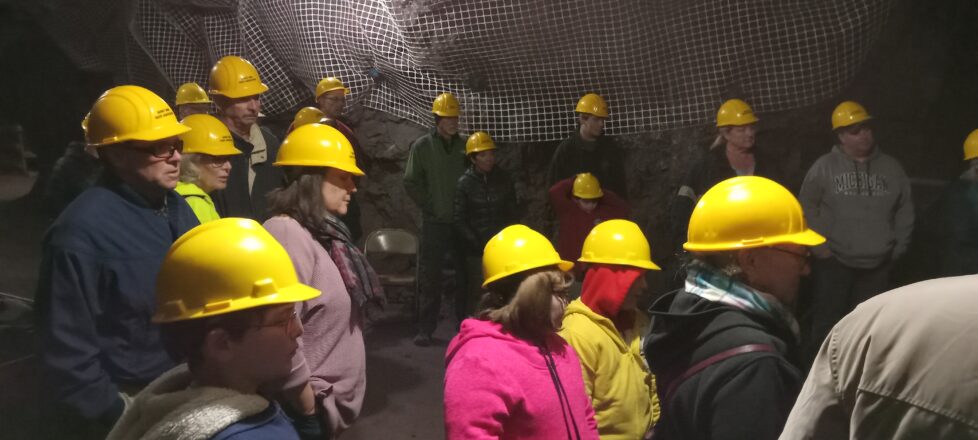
[107,364,299,440]
[549,177,628,267]
[444,318,599,440]
[559,266,660,439]
[799,145,914,268]
[644,290,802,440]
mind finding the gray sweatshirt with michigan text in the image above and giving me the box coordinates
[799,146,914,268]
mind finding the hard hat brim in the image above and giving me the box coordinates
[316,86,351,99]
[92,122,192,147]
[209,82,270,99]
[717,114,759,127]
[176,98,213,105]
[183,144,243,156]
[153,283,320,323]
[578,257,661,271]
[832,115,872,130]
[481,259,574,289]
[273,159,365,176]
[683,228,826,252]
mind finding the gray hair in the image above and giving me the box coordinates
[179,153,204,186]
[687,251,744,279]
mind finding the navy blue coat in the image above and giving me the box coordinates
[35,178,199,420]
[212,402,301,440]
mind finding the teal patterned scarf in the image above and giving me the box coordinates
[685,260,800,342]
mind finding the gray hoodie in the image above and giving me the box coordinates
[799,146,913,268]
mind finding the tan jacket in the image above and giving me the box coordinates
[781,275,978,439]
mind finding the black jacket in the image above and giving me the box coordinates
[212,126,284,221]
[453,166,518,254]
[644,290,802,440]
[669,145,785,251]
[546,131,627,198]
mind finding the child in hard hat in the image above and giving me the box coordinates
[444,225,599,439]
[549,172,628,277]
[107,218,320,440]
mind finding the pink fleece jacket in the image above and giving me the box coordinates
[444,318,599,439]
[264,216,366,435]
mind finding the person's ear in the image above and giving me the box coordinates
[735,249,760,284]
[201,327,235,364]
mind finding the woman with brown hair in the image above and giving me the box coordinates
[262,123,384,439]
[444,224,599,439]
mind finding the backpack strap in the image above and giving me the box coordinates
[663,343,776,404]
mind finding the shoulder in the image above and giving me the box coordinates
[263,216,315,248]
[46,186,124,249]
[258,125,280,146]
[559,315,603,354]
[410,133,433,149]
[875,152,909,174]
[211,403,299,440]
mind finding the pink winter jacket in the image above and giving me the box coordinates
[264,216,366,435]
[444,318,599,440]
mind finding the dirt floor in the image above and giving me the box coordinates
[0,176,455,439]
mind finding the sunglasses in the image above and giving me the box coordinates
[132,140,184,159]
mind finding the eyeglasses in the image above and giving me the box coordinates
[203,156,231,169]
[133,141,183,159]
[252,310,298,334]
[767,246,811,263]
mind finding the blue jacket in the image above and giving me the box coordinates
[212,402,300,440]
[35,178,199,420]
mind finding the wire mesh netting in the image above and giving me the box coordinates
[34,0,894,142]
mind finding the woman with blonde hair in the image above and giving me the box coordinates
[175,114,241,223]
[444,224,599,439]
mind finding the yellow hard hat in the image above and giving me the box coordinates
[575,93,609,118]
[716,99,759,127]
[466,131,496,155]
[292,107,326,129]
[315,77,350,99]
[208,56,269,99]
[579,219,660,270]
[86,85,191,147]
[81,112,90,134]
[482,224,574,288]
[154,218,321,323]
[179,114,241,156]
[572,173,603,199]
[685,176,825,252]
[432,93,460,117]
[175,83,212,105]
[831,101,872,130]
[274,123,364,175]
[964,129,978,161]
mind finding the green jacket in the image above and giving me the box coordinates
[176,182,220,224]
[403,130,467,222]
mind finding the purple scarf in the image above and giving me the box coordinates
[311,214,386,308]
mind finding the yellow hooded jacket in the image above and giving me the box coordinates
[560,298,660,439]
